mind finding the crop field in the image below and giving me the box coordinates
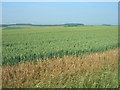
[2,26,118,65]
[2,26,118,88]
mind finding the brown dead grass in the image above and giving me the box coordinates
[2,49,118,88]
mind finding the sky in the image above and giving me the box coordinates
[2,2,118,25]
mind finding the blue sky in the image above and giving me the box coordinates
[2,2,118,25]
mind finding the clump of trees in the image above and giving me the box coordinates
[0,24,11,27]
[102,24,111,26]
[31,24,63,26]
[15,24,32,26]
[63,23,84,27]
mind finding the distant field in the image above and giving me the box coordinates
[2,26,118,65]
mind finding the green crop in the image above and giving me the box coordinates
[2,26,118,65]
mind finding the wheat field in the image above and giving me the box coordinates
[2,49,118,88]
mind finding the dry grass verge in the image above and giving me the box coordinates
[2,49,118,88]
